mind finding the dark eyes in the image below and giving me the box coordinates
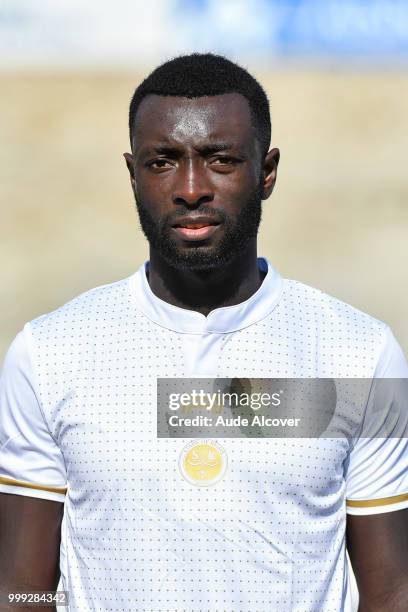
[211,156,236,165]
[146,156,240,171]
[148,159,173,169]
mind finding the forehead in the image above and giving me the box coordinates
[132,93,255,149]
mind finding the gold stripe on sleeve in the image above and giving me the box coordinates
[0,476,67,495]
[347,492,408,508]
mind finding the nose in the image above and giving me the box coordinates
[172,160,214,207]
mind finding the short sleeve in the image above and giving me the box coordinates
[0,324,67,503]
[346,326,408,515]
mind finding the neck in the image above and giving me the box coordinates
[147,241,265,316]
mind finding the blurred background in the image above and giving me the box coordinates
[1,0,408,359]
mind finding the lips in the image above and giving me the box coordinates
[176,223,211,229]
[171,216,220,229]
[170,216,221,242]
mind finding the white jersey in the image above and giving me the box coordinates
[1,257,408,612]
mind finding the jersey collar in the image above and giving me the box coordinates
[130,257,283,334]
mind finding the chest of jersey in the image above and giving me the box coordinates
[30,279,380,610]
[49,322,351,535]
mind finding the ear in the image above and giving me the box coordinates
[123,152,136,188]
[261,147,280,200]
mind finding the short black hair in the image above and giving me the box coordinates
[129,53,271,155]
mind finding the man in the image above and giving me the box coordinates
[0,53,407,612]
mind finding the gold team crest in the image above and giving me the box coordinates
[179,440,227,486]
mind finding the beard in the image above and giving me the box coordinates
[134,182,263,271]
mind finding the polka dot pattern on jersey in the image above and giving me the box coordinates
[24,260,393,612]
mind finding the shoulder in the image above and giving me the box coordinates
[28,274,134,342]
[278,277,403,376]
[281,277,387,336]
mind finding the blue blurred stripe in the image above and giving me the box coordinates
[180,0,408,56]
